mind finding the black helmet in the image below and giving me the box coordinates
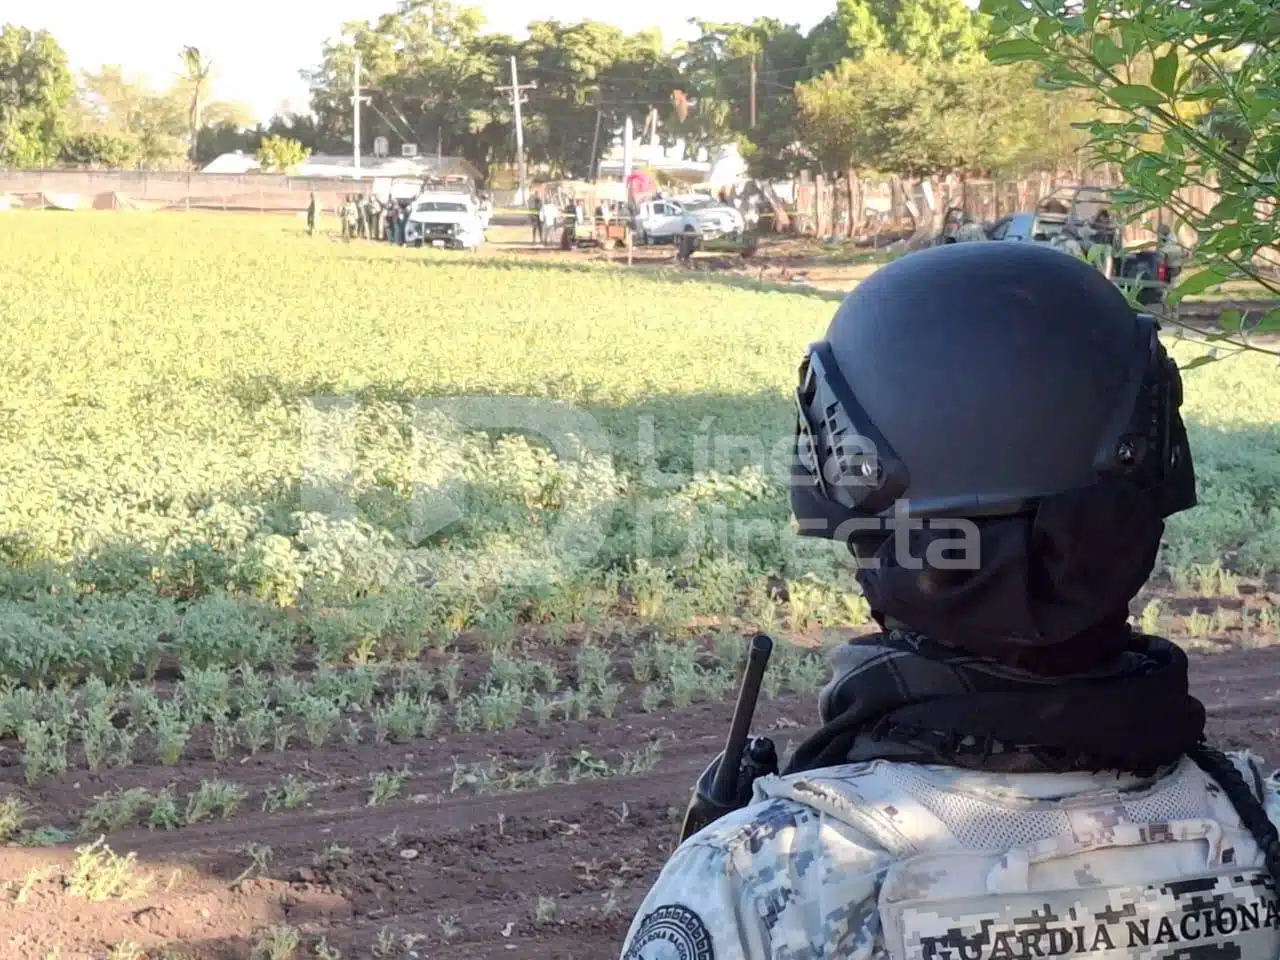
[791,242,1195,542]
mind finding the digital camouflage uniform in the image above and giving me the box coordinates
[620,755,1280,960]
[1158,230,1187,272]
[954,221,988,243]
[1049,233,1087,260]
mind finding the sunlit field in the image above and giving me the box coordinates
[0,211,1277,957]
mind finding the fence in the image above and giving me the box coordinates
[1,166,1219,254]
[788,169,1214,249]
[0,170,369,214]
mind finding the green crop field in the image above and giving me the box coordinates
[4,214,1277,614]
[1,211,1279,957]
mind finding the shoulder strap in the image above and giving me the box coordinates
[1190,743,1280,885]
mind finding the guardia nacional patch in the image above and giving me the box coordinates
[623,903,715,960]
[887,869,1280,960]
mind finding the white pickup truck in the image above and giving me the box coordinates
[633,195,746,246]
[403,193,486,250]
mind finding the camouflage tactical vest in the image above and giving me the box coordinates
[757,757,1280,960]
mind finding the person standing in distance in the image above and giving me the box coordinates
[618,242,1280,960]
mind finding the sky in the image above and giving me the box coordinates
[9,0,838,124]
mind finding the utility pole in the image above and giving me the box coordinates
[496,57,536,203]
[623,115,633,183]
[590,97,603,181]
[749,54,757,129]
[353,53,362,174]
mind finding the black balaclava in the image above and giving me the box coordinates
[851,478,1166,675]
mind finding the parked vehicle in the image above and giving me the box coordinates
[544,181,632,250]
[980,186,1184,305]
[633,195,745,247]
[558,203,630,249]
[402,193,486,250]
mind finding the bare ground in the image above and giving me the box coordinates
[3,602,1280,960]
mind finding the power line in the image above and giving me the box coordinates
[365,96,416,142]
[495,57,536,201]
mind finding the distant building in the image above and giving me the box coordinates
[201,151,483,185]
[202,150,259,175]
[597,141,711,183]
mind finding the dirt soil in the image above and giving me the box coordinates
[479,226,1280,331]
[3,632,1279,960]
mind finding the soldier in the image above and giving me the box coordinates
[385,201,399,243]
[306,191,318,237]
[620,242,1280,960]
[344,195,359,240]
[338,196,349,239]
[953,214,988,242]
[1049,225,1086,260]
[396,199,409,245]
[540,198,559,247]
[1158,223,1187,271]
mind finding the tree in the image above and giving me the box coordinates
[304,6,681,181]
[178,46,213,169]
[0,24,74,167]
[807,0,987,68]
[676,19,812,179]
[515,20,679,178]
[796,52,1057,180]
[980,0,1280,354]
[795,47,1077,233]
[72,65,247,170]
[795,55,905,175]
[882,0,989,62]
[807,1,887,70]
[76,66,188,168]
[255,134,309,172]
[305,1,509,178]
[187,101,255,164]
[58,130,135,167]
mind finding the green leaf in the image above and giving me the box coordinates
[1083,0,1101,28]
[1043,67,1092,87]
[1118,21,1145,55]
[1258,309,1280,333]
[1178,355,1218,373]
[1151,50,1179,97]
[1061,14,1088,35]
[1091,35,1126,67]
[1180,84,1226,102]
[1246,97,1280,124]
[1209,195,1252,223]
[1162,131,1186,157]
[986,38,1043,62]
[977,0,1017,15]
[1203,225,1245,254]
[1217,308,1243,332]
[1108,84,1165,107]
[1167,268,1230,304]
[1033,18,1058,42]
